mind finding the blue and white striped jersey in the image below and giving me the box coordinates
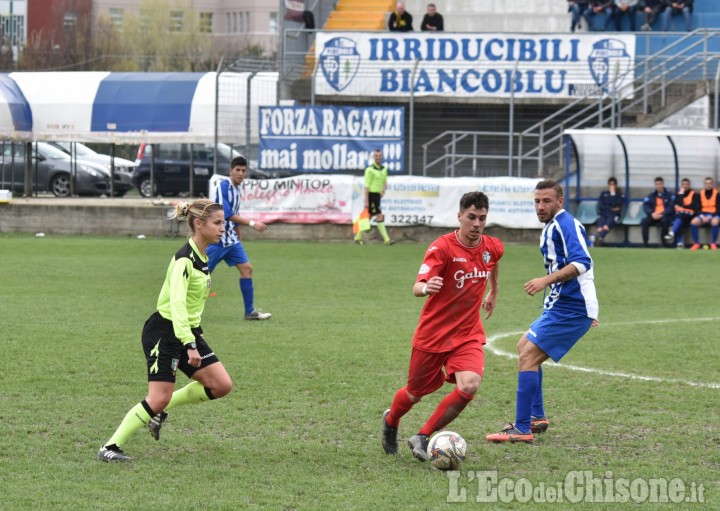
[539,209,598,319]
[212,178,241,247]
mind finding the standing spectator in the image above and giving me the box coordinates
[664,178,699,247]
[354,149,394,245]
[381,192,502,461]
[641,176,674,247]
[639,0,665,30]
[583,0,614,31]
[689,177,720,250]
[208,156,272,320]
[613,0,639,31]
[485,180,598,444]
[388,2,413,32]
[661,0,693,31]
[568,0,590,32]
[421,3,444,31]
[594,177,625,245]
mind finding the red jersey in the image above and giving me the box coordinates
[412,231,504,353]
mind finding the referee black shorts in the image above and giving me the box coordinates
[141,312,220,383]
[368,192,382,216]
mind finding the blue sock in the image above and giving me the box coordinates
[515,371,539,434]
[712,225,719,243]
[691,225,699,243]
[239,278,254,315]
[531,366,545,419]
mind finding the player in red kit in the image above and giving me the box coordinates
[381,191,503,461]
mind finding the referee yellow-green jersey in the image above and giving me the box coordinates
[156,238,211,346]
[364,163,388,193]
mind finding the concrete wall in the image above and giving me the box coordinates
[0,197,542,243]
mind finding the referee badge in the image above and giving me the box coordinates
[482,251,491,264]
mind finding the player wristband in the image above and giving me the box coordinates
[422,284,428,296]
[249,220,256,228]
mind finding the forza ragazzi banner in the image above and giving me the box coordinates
[209,174,543,229]
[258,105,405,174]
[314,32,636,99]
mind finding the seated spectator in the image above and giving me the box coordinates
[639,0,665,30]
[583,0,614,31]
[595,177,625,245]
[568,0,590,32]
[421,3,444,31]
[661,0,693,31]
[641,177,674,247]
[613,0,638,31]
[664,178,699,247]
[389,2,413,31]
[689,177,719,250]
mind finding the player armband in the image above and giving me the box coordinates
[249,220,256,228]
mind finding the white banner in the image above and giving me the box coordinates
[211,175,543,228]
[314,33,636,99]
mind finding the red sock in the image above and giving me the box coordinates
[386,386,415,428]
[418,387,474,436]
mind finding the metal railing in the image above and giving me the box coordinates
[517,29,720,177]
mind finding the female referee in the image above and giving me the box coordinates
[98,199,233,462]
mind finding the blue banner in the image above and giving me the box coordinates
[258,106,405,173]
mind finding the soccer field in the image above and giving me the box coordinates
[1,234,717,510]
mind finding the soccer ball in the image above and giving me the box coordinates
[426,431,467,471]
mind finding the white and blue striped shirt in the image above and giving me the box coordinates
[212,178,241,247]
[539,209,598,319]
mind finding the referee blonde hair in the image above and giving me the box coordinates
[172,199,223,233]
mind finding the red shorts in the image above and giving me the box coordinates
[406,341,485,397]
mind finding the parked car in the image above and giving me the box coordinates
[0,142,120,197]
[48,141,134,196]
[132,142,279,198]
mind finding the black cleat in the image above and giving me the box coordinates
[381,409,398,454]
[407,434,429,461]
[148,411,168,441]
[530,416,549,434]
[97,445,132,462]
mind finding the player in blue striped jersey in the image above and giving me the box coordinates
[207,156,272,320]
[487,179,599,443]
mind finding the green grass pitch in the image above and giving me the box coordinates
[0,233,718,510]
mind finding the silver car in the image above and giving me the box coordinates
[0,142,114,197]
[48,142,134,196]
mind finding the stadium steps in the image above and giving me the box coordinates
[629,81,708,127]
[303,0,392,77]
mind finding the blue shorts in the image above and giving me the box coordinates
[526,310,593,362]
[206,242,249,272]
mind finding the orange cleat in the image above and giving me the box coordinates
[711,243,718,250]
[486,424,534,444]
[530,416,549,434]
[690,243,701,251]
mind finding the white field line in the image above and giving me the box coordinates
[485,317,720,389]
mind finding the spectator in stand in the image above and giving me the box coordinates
[594,177,625,245]
[639,0,665,30]
[421,3,444,31]
[583,0,614,31]
[389,2,414,32]
[568,0,590,32]
[661,0,693,31]
[664,178,699,248]
[641,177,674,247]
[613,0,639,31]
[688,177,720,251]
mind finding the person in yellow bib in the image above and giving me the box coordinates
[97,199,233,462]
[354,149,395,246]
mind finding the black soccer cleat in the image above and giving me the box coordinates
[148,411,168,441]
[381,409,398,454]
[407,434,430,462]
[97,445,132,462]
[530,416,549,434]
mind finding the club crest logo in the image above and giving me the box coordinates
[588,39,631,94]
[482,251,491,264]
[319,37,361,92]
